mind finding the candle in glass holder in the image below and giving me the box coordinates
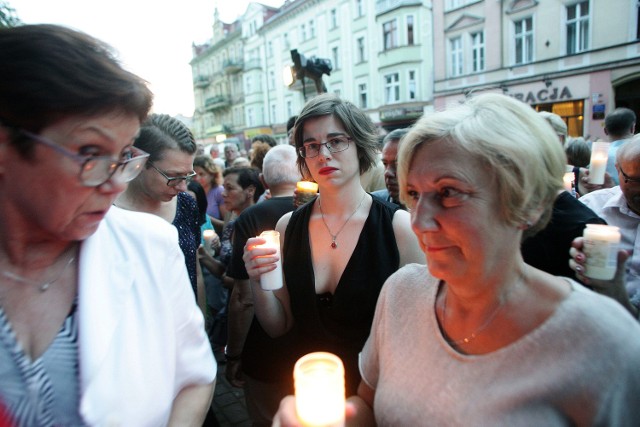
[202,229,217,255]
[294,352,345,427]
[583,224,621,280]
[255,230,283,290]
[588,141,610,185]
[296,181,319,206]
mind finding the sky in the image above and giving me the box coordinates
[11,0,284,117]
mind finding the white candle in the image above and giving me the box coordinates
[202,229,217,255]
[256,230,283,290]
[588,141,610,185]
[294,352,345,427]
[296,181,319,206]
[583,224,621,280]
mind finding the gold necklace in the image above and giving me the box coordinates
[318,193,367,249]
[2,255,76,292]
[441,287,505,345]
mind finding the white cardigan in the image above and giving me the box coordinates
[77,207,216,426]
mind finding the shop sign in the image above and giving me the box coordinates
[380,106,424,122]
[244,127,273,139]
[510,86,573,104]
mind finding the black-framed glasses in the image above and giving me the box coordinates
[147,161,196,187]
[298,136,351,158]
[20,129,149,187]
[618,165,640,184]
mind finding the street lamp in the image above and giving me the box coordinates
[284,49,332,101]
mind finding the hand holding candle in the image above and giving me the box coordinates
[202,229,219,256]
[296,181,319,207]
[254,230,283,290]
[588,141,610,185]
[294,352,345,427]
[582,224,621,280]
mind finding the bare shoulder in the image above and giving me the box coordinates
[391,209,425,265]
[275,211,293,235]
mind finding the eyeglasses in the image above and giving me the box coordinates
[20,129,149,187]
[147,161,196,187]
[618,165,640,184]
[298,136,351,158]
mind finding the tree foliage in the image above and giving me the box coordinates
[0,1,20,28]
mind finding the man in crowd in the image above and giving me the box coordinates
[372,128,408,209]
[577,134,640,316]
[225,145,301,426]
[605,107,636,185]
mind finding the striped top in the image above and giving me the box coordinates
[0,301,86,426]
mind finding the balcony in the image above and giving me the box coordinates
[193,75,211,88]
[205,95,230,112]
[375,0,422,16]
[244,58,262,71]
[223,59,244,74]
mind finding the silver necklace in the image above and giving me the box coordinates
[441,287,504,345]
[318,193,367,249]
[2,255,76,292]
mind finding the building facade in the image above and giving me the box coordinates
[191,0,435,147]
[434,0,640,139]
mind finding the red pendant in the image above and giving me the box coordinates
[331,241,337,249]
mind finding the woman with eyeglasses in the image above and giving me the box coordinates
[0,25,215,426]
[243,94,423,405]
[115,114,207,307]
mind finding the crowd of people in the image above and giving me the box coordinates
[1,23,640,427]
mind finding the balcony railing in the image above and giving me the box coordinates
[223,59,244,74]
[193,75,211,88]
[244,58,262,71]
[205,95,230,111]
[376,0,422,15]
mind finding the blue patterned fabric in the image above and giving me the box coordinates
[0,300,86,426]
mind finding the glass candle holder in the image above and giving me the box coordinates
[294,352,345,427]
[255,230,283,290]
[296,181,319,206]
[583,224,621,280]
[202,229,217,256]
[588,141,610,185]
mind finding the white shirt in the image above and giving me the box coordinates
[579,186,640,298]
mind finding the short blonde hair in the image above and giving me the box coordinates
[398,93,565,235]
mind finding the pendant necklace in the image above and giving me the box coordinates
[441,287,505,345]
[2,255,76,292]
[318,192,367,249]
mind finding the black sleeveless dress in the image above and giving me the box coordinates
[283,196,400,395]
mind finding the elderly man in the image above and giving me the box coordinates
[224,141,239,168]
[574,135,640,315]
[371,128,408,209]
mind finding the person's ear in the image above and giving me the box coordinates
[259,173,270,190]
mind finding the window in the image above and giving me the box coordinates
[271,103,277,124]
[283,33,290,49]
[358,83,368,109]
[471,31,485,72]
[332,46,340,70]
[247,107,254,127]
[334,89,341,98]
[356,0,364,17]
[407,15,415,45]
[246,76,252,93]
[408,70,416,100]
[514,17,533,64]
[450,37,463,77]
[567,1,589,54]
[286,100,293,118]
[267,41,273,57]
[330,9,338,29]
[300,24,307,41]
[268,70,275,90]
[356,37,366,63]
[383,19,398,50]
[384,73,400,104]
[309,20,315,38]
